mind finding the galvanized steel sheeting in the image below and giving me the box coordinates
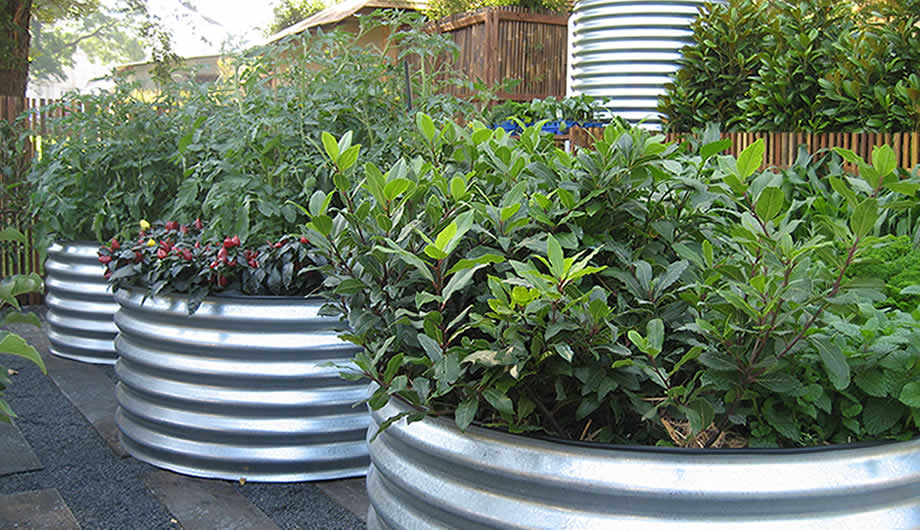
[45,241,118,364]
[569,0,714,127]
[366,397,920,528]
[114,289,370,482]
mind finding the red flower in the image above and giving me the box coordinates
[273,241,283,248]
[110,239,120,250]
[156,248,168,259]
[300,237,309,244]
[217,275,229,287]
[180,225,189,234]
[194,218,203,230]
[98,255,112,264]
[165,221,179,231]
[134,252,144,263]
[217,247,229,262]
[104,270,112,279]
[181,249,193,261]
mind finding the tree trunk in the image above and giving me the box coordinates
[0,0,33,98]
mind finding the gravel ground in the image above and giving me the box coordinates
[0,310,365,530]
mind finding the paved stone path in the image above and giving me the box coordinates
[0,310,369,529]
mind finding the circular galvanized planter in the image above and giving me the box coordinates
[44,240,118,364]
[569,0,716,127]
[367,397,920,529]
[113,288,369,482]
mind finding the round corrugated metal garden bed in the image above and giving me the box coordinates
[113,288,369,482]
[367,395,920,529]
[45,240,119,365]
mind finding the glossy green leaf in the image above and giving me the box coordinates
[737,138,765,179]
[755,187,784,221]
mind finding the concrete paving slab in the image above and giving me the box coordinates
[0,488,81,529]
[315,478,369,522]
[0,420,42,477]
[145,470,281,530]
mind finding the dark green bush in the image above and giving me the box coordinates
[661,0,920,132]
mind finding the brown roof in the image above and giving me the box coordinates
[264,0,429,43]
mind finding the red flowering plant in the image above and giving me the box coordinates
[97,219,324,313]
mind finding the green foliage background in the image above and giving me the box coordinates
[660,0,920,132]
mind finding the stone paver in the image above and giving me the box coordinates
[0,488,81,529]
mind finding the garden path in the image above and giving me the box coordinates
[0,308,368,529]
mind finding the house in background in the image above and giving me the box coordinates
[114,54,223,92]
[263,0,568,102]
[263,0,429,53]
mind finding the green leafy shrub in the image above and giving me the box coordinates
[166,12,478,244]
[486,95,609,125]
[310,116,920,448]
[658,0,770,131]
[661,0,920,132]
[847,235,920,312]
[28,80,185,242]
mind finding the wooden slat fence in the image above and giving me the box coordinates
[566,127,920,173]
[1,95,65,305]
[429,7,568,102]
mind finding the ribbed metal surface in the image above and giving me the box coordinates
[569,0,715,127]
[113,289,369,482]
[367,397,920,529]
[44,240,118,365]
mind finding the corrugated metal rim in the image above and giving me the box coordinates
[366,394,920,529]
[44,240,118,365]
[114,288,371,482]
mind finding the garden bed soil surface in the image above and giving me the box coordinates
[0,306,367,529]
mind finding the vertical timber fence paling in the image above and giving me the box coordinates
[575,130,920,174]
[1,96,60,305]
[429,7,568,102]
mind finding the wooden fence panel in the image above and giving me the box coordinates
[1,96,64,304]
[430,7,568,102]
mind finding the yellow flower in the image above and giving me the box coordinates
[146,239,157,247]
[139,219,151,230]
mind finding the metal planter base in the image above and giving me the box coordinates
[367,397,920,529]
[45,241,118,365]
[114,289,369,482]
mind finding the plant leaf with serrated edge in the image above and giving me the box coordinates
[899,382,920,407]
[862,398,902,435]
[812,337,850,391]
[756,372,805,396]
[853,369,888,397]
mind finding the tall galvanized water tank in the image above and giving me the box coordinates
[569,0,715,128]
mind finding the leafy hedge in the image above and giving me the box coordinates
[660,0,920,132]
